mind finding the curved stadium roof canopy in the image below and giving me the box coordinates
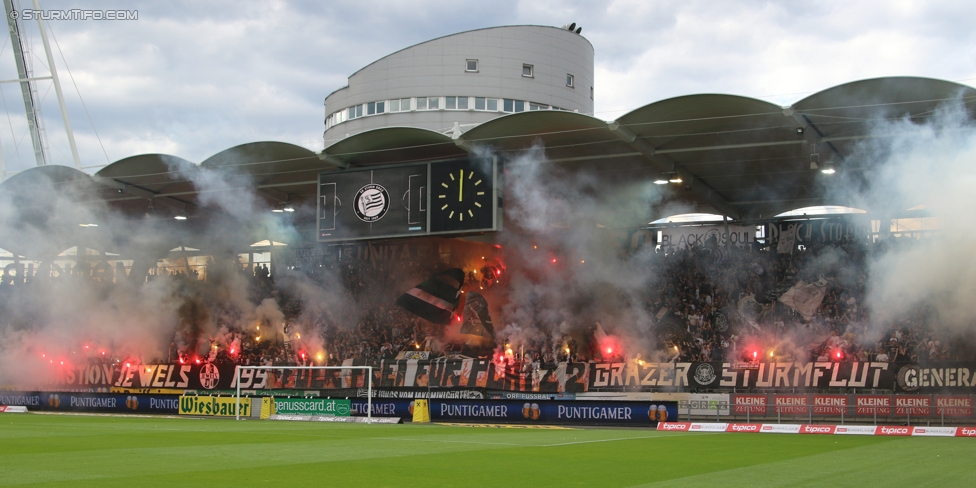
[1,76,974,254]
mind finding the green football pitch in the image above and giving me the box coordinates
[1,413,973,487]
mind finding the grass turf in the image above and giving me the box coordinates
[1,414,973,487]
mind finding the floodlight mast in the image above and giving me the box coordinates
[0,0,82,171]
[234,365,373,423]
[32,0,81,169]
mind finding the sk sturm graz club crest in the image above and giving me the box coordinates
[199,363,220,390]
[354,183,390,222]
[694,363,717,385]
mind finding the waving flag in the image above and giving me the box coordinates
[779,278,828,321]
[395,268,465,324]
[459,292,495,338]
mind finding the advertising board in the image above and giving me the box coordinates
[273,398,350,416]
[178,396,249,417]
[429,400,678,426]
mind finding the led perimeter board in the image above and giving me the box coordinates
[317,157,499,242]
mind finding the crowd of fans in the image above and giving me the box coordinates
[206,236,971,366]
[1,234,971,369]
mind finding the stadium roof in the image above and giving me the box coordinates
[1,76,974,243]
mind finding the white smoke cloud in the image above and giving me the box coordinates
[835,103,976,332]
[495,144,676,359]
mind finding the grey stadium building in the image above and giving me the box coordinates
[0,23,975,279]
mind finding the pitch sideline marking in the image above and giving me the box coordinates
[31,411,192,420]
[541,432,719,447]
[433,422,574,430]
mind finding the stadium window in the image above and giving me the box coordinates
[446,96,457,110]
[466,59,478,72]
[475,97,486,110]
[487,98,498,111]
[529,102,545,111]
[457,96,468,110]
[347,106,355,119]
[514,100,525,112]
[416,97,427,110]
[367,102,376,115]
[356,105,363,117]
[401,98,411,110]
[522,63,534,78]
[503,99,514,112]
[376,101,385,113]
[428,97,440,109]
[390,99,400,112]
[566,74,574,87]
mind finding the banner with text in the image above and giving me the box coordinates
[658,225,758,250]
[24,360,976,394]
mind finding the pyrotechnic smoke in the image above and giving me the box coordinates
[827,102,976,340]
[495,144,676,360]
[0,152,361,388]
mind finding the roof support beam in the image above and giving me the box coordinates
[318,151,349,169]
[452,134,475,153]
[91,175,191,210]
[608,121,742,220]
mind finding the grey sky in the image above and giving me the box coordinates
[0,0,972,174]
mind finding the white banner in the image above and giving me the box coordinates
[689,422,729,432]
[684,393,730,416]
[776,224,797,253]
[760,423,802,434]
[834,425,877,435]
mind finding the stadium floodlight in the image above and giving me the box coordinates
[653,177,669,185]
[821,161,836,175]
[668,173,683,184]
[234,365,374,422]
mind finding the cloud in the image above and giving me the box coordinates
[0,0,971,177]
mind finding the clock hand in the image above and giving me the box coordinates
[459,170,464,202]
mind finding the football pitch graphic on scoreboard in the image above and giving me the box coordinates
[317,158,499,242]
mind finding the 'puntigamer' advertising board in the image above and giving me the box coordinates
[1,391,180,414]
[429,400,678,426]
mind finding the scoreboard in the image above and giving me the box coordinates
[317,157,500,242]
